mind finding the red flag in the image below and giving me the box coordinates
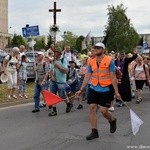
[42,90,63,106]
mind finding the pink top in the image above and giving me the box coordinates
[134,64,146,80]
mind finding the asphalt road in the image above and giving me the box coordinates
[0,88,150,150]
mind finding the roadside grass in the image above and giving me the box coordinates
[0,82,35,103]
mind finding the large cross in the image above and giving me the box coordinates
[49,2,61,25]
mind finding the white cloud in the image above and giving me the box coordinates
[8,0,150,41]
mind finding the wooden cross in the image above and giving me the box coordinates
[49,2,61,25]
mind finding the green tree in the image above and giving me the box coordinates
[104,4,139,52]
[61,31,78,50]
[11,34,27,47]
[34,37,46,50]
[46,34,53,49]
[76,35,85,52]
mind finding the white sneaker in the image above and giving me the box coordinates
[12,95,17,99]
[108,107,115,112]
[8,95,11,100]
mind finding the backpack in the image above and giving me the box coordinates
[7,55,17,61]
[67,68,78,84]
[115,66,123,79]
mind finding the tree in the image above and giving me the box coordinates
[61,31,78,50]
[76,35,85,52]
[46,34,53,49]
[10,34,27,47]
[104,4,139,52]
[34,37,46,50]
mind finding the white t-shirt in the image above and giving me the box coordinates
[5,55,18,72]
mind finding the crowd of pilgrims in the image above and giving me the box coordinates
[1,44,150,116]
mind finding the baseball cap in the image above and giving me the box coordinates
[94,42,105,49]
[37,51,45,56]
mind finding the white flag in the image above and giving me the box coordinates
[81,39,87,50]
[130,109,144,135]
[85,31,91,45]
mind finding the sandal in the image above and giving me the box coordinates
[24,95,28,99]
[18,94,24,98]
[136,98,142,104]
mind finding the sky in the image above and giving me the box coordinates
[8,0,150,40]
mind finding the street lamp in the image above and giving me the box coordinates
[64,31,67,47]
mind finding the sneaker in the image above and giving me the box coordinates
[109,118,117,133]
[12,95,17,99]
[131,93,135,99]
[8,95,11,100]
[66,103,73,113]
[108,107,115,112]
[39,103,46,108]
[86,129,99,140]
[48,111,57,117]
[32,109,40,113]
[136,98,142,104]
[77,104,83,109]
[116,101,125,107]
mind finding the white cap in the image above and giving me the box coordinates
[0,73,8,83]
[94,42,105,49]
[111,51,115,54]
[37,51,44,56]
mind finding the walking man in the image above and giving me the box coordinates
[32,52,49,113]
[49,47,72,116]
[77,42,121,140]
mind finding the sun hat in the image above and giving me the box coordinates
[0,73,8,83]
[55,47,62,54]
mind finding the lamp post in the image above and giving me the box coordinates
[64,31,67,47]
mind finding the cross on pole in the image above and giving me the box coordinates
[49,2,61,25]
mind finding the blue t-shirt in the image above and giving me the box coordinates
[88,60,115,92]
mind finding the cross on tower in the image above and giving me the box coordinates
[49,2,61,25]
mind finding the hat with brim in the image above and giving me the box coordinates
[55,47,62,54]
[1,73,8,83]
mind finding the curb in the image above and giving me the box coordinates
[0,99,33,108]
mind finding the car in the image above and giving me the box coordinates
[25,51,38,62]
[0,52,8,83]
[25,51,38,80]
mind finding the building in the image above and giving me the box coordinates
[0,0,10,49]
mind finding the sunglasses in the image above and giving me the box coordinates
[94,46,103,49]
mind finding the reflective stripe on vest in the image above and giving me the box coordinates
[90,55,112,87]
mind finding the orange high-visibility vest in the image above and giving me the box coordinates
[89,55,112,87]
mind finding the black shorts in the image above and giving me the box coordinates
[87,88,114,108]
[135,80,146,90]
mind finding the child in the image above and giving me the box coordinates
[18,55,28,98]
